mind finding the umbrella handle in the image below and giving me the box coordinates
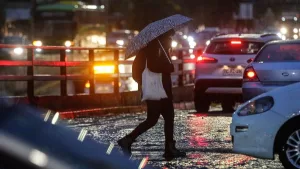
[157,39,172,64]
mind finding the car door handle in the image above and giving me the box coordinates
[235,126,249,132]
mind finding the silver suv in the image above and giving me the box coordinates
[194,33,281,112]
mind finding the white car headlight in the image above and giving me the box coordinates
[116,40,124,46]
[13,47,23,55]
[64,40,72,47]
[36,48,42,52]
[237,96,274,116]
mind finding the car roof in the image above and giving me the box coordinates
[210,34,281,43]
[265,39,300,45]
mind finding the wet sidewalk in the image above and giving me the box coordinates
[66,110,283,169]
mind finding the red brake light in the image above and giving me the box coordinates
[243,66,259,82]
[231,41,241,45]
[247,71,255,78]
[197,56,218,63]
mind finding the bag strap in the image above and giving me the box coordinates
[145,59,147,68]
[157,39,172,64]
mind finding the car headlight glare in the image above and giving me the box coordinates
[116,40,124,46]
[33,40,42,47]
[64,41,72,47]
[280,27,287,34]
[13,47,23,55]
[237,96,274,116]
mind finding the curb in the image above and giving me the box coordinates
[59,102,195,119]
[59,106,146,119]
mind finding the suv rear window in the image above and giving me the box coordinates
[206,41,264,55]
[255,43,300,62]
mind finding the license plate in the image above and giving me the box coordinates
[223,69,243,76]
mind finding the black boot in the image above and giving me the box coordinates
[163,140,186,160]
[117,136,134,155]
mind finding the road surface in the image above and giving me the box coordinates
[65,108,284,169]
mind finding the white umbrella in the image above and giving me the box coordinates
[125,14,192,59]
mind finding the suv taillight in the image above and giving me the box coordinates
[243,66,259,82]
[196,56,218,63]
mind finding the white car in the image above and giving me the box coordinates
[194,33,281,112]
[230,82,300,169]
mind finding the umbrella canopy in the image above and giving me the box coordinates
[125,14,192,59]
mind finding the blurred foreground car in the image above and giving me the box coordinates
[231,82,300,169]
[243,40,300,101]
[194,33,281,112]
[0,100,153,169]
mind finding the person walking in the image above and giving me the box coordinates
[117,29,186,160]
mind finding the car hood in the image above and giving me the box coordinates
[237,82,300,118]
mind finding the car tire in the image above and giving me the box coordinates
[278,123,300,169]
[221,100,235,112]
[194,91,210,113]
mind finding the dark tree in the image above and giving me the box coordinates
[112,0,240,30]
[181,0,240,27]
[0,1,5,38]
[126,0,183,30]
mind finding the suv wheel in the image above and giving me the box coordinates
[194,90,210,112]
[279,124,300,169]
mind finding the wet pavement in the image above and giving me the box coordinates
[66,109,284,169]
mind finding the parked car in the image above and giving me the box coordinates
[230,82,300,169]
[243,40,300,101]
[194,33,281,112]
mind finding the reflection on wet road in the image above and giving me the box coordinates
[66,110,284,169]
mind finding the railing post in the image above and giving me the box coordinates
[60,49,67,96]
[88,49,95,95]
[27,48,34,98]
[178,50,184,87]
[114,50,119,94]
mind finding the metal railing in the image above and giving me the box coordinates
[0,44,196,99]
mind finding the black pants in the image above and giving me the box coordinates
[128,98,174,142]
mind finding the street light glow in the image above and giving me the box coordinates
[280,27,287,34]
[171,40,178,48]
[187,36,194,42]
[294,34,298,39]
[84,5,97,9]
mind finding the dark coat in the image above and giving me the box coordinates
[134,38,174,99]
